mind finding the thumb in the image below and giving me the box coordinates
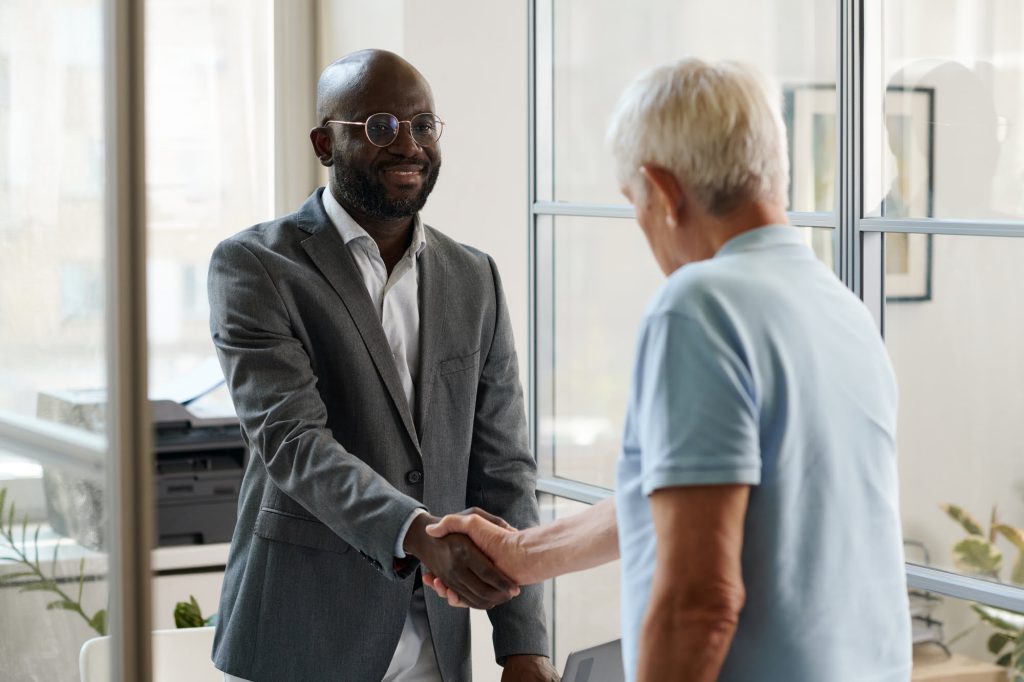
[425,514,473,538]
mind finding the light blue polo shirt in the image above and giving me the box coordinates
[616,225,911,681]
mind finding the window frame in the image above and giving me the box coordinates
[526,0,1024,654]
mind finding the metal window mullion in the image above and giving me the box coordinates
[527,0,538,469]
[537,477,613,506]
[105,0,152,679]
[533,201,839,229]
[529,0,559,659]
[838,0,862,293]
[907,564,1024,613]
[861,217,1024,237]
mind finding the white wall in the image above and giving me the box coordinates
[316,0,531,373]
[316,3,529,678]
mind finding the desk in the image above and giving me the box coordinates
[912,647,1009,681]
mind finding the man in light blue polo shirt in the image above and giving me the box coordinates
[423,58,911,682]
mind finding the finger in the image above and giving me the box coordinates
[425,514,474,538]
[422,572,444,597]
[447,591,468,608]
[444,566,501,608]
[429,576,452,600]
[458,539,518,595]
[443,542,516,608]
[462,507,517,531]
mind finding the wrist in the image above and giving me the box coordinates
[503,654,548,666]
[403,512,440,558]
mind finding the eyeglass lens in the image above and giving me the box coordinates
[365,113,443,147]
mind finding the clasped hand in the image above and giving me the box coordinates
[403,508,521,610]
[410,508,535,609]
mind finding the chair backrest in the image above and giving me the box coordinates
[80,626,220,682]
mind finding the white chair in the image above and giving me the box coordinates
[80,626,221,682]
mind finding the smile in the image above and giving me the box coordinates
[382,166,425,177]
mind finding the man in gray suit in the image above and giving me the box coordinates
[208,50,557,681]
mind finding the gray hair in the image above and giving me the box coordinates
[607,58,789,215]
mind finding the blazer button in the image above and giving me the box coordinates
[406,470,423,485]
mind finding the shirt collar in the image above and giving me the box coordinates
[715,225,806,258]
[321,186,427,258]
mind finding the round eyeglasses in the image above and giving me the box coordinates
[325,112,445,148]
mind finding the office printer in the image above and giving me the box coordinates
[38,388,246,550]
[150,399,246,547]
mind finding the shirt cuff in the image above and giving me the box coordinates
[394,508,429,558]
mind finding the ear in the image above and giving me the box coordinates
[639,165,685,228]
[309,127,334,167]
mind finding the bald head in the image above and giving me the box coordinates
[316,50,434,124]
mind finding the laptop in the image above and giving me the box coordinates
[562,639,625,682]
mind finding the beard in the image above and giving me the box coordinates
[333,158,441,220]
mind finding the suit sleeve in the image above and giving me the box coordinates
[466,256,550,662]
[208,238,425,580]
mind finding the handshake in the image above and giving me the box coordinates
[402,507,541,611]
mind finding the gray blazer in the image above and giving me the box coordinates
[208,189,548,681]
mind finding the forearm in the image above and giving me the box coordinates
[517,497,619,583]
[637,600,739,682]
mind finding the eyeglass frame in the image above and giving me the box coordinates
[323,112,446,148]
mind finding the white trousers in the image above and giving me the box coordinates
[221,590,441,682]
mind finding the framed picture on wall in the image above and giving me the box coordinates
[784,83,836,214]
[783,83,935,302]
[882,85,935,302]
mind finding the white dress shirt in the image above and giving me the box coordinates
[223,188,439,682]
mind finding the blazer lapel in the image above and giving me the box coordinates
[296,191,421,452]
[415,229,448,441]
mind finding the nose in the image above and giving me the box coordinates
[387,121,421,157]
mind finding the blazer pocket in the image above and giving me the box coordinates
[253,507,350,554]
[438,349,481,376]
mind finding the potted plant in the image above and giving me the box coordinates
[941,503,1024,678]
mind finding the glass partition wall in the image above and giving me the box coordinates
[0,0,150,680]
[531,0,1024,674]
[0,1,280,679]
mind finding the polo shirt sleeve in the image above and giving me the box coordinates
[634,311,761,495]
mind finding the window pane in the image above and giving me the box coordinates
[146,0,273,392]
[550,0,836,211]
[541,495,621,671]
[538,218,835,488]
[0,1,112,680]
[886,234,1024,591]
[909,587,1024,678]
[879,1,1024,220]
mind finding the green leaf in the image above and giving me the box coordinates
[953,537,1003,576]
[174,595,205,628]
[990,631,1016,655]
[972,604,1024,632]
[997,652,1012,667]
[89,609,107,636]
[1011,551,1024,586]
[0,487,7,519]
[46,599,80,612]
[942,504,986,536]
[997,525,1024,553]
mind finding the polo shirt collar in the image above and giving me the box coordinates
[715,225,805,258]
